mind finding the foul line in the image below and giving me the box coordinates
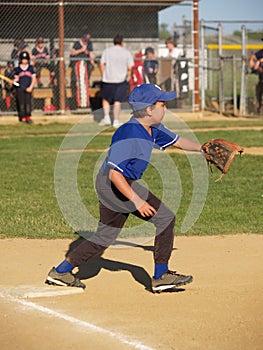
[0,292,154,350]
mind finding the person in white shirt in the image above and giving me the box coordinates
[165,38,183,59]
[99,34,134,128]
[164,38,184,95]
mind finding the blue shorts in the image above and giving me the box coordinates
[102,81,127,103]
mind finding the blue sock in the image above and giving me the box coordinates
[55,260,74,273]
[154,263,168,279]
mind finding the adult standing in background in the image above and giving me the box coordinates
[99,34,134,128]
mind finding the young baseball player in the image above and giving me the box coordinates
[4,60,16,110]
[69,34,95,109]
[14,51,36,123]
[144,47,159,84]
[31,36,50,88]
[46,84,202,293]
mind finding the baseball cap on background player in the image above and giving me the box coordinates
[128,84,176,111]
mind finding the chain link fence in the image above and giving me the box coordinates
[200,20,263,116]
[0,1,262,117]
[0,1,195,117]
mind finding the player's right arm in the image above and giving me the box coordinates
[109,168,156,217]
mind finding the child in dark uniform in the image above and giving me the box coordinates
[4,60,16,111]
[31,36,50,88]
[14,51,36,123]
[144,47,159,84]
[45,84,204,293]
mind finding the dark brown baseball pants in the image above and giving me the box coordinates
[67,172,175,267]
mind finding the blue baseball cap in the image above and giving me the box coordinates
[128,84,176,111]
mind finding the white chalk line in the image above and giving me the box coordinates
[0,291,154,350]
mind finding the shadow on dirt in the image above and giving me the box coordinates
[66,235,180,293]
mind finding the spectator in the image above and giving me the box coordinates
[69,34,95,109]
[13,51,36,123]
[164,38,183,93]
[4,60,16,111]
[165,37,183,59]
[11,39,28,66]
[144,47,159,84]
[31,36,50,88]
[249,39,263,114]
[99,34,134,127]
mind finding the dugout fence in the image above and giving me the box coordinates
[200,20,263,117]
[0,1,262,117]
[0,0,196,117]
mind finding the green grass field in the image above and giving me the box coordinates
[0,118,262,239]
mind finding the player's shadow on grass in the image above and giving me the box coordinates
[68,234,180,293]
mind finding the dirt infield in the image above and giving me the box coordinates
[0,235,262,350]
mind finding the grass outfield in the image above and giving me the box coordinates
[0,118,262,238]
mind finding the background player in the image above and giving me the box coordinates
[13,51,36,123]
[69,34,95,109]
[144,47,159,84]
[4,60,16,111]
[31,36,50,88]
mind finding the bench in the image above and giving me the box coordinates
[0,65,101,107]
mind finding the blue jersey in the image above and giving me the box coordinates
[100,117,179,180]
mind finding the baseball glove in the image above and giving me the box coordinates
[201,138,244,181]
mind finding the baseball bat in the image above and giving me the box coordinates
[0,73,24,89]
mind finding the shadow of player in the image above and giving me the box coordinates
[67,234,182,293]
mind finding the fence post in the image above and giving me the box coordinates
[200,19,205,111]
[218,23,225,114]
[233,55,238,116]
[240,25,247,116]
[58,0,66,114]
[193,0,200,112]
